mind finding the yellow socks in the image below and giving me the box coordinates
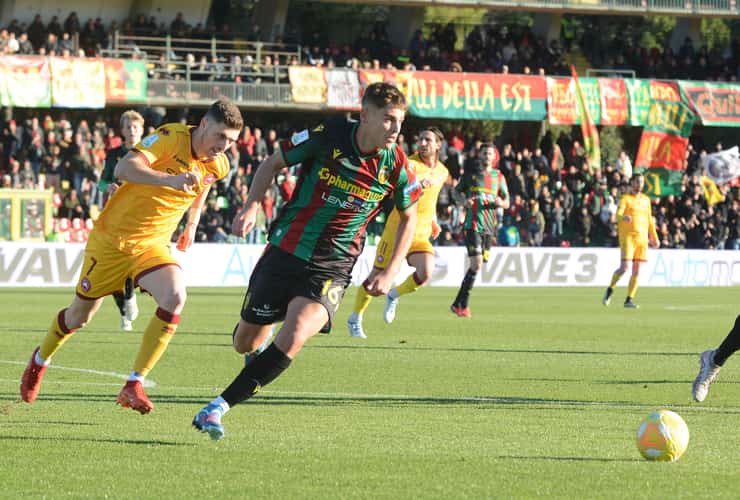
[627,276,639,300]
[395,272,423,297]
[609,270,624,289]
[352,284,373,316]
[39,309,76,360]
[133,308,180,377]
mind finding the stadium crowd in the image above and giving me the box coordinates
[2,11,739,83]
[1,110,738,250]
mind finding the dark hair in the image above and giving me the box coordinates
[479,143,496,152]
[362,82,407,110]
[205,99,243,130]
[421,126,444,144]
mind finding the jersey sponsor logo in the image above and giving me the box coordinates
[160,127,170,136]
[291,129,309,146]
[318,167,385,202]
[251,303,279,318]
[332,148,342,159]
[174,157,189,168]
[80,277,91,292]
[141,134,159,147]
[203,173,216,185]
[321,192,367,212]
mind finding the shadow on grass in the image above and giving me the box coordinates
[497,455,639,463]
[0,435,191,447]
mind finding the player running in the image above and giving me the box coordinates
[347,126,448,338]
[20,100,243,414]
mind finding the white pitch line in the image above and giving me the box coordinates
[664,305,724,311]
[0,360,156,388]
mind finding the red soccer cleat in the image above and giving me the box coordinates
[20,346,48,403]
[116,380,154,414]
[450,305,471,318]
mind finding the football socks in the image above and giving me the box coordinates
[714,314,740,366]
[39,309,76,360]
[221,344,292,407]
[133,307,180,377]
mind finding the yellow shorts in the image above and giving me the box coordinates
[76,231,179,299]
[373,234,434,270]
[620,233,648,262]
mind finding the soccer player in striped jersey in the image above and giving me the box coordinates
[602,173,659,309]
[347,126,449,338]
[193,82,422,440]
[692,315,740,402]
[20,100,243,414]
[451,143,509,317]
[99,110,145,332]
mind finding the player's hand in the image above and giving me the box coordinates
[649,239,660,249]
[431,220,441,239]
[622,215,632,223]
[102,182,119,206]
[364,270,394,297]
[169,170,201,193]
[232,204,258,237]
[176,223,197,251]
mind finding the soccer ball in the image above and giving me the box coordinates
[636,409,690,462]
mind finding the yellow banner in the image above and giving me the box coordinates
[289,66,327,104]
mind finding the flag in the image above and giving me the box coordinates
[571,66,601,171]
[635,100,695,197]
[703,146,740,185]
[700,176,725,205]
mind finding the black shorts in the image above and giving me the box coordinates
[240,246,351,333]
[464,229,493,261]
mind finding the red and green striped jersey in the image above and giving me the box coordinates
[272,117,421,266]
[458,164,509,235]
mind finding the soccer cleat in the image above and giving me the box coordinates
[116,380,154,414]
[120,317,133,331]
[123,295,139,321]
[624,299,639,309]
[20,346,48,403]
[602,288,613,306]
[192,405,225,441]
[383,294,399,324]
[450,305,471,318]
[693,349,721,402]
[347,317,367,339]
[245,327,274,367]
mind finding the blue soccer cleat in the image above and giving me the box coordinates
[192,405,225,441]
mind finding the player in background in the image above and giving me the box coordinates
[450,143,509,317]
[601,173,659,309]
[99,110,144,331]
[192,82,421,440]
[692,316,740,402]
[347,126,448,338]
[20,100,243,414]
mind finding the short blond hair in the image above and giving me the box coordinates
[119,110,144,130]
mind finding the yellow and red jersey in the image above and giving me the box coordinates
[94,123,229,253]
[617,192,658,242]
[383,153,448,242]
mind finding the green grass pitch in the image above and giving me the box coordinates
[1,286,738,498]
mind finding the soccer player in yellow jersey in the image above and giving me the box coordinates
[20,100,243,414]
[602,173,659,309]
[347,126,449,339]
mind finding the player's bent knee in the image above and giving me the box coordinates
[158,288,187,313]
[233,323,270,354]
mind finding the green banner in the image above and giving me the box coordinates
[636,167,685,197]
[626,79,651,126]
[579,77,601,125]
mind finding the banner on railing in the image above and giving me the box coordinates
[679,81,740,127]
[325,68,361,110]
[0,56,52,107]
[1,243,740,288]
[50,58,105,108]
[103,59,148,102]
[289,66,326,104]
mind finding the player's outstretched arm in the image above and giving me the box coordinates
[365,204,417,296]
[177,185,210,251]
[232,151,286,237]
[114,151,200,192]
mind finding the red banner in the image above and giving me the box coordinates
[649,80,681,102]
[599,78,628,125]
[547,77,576,124]
[635,131,688,171]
